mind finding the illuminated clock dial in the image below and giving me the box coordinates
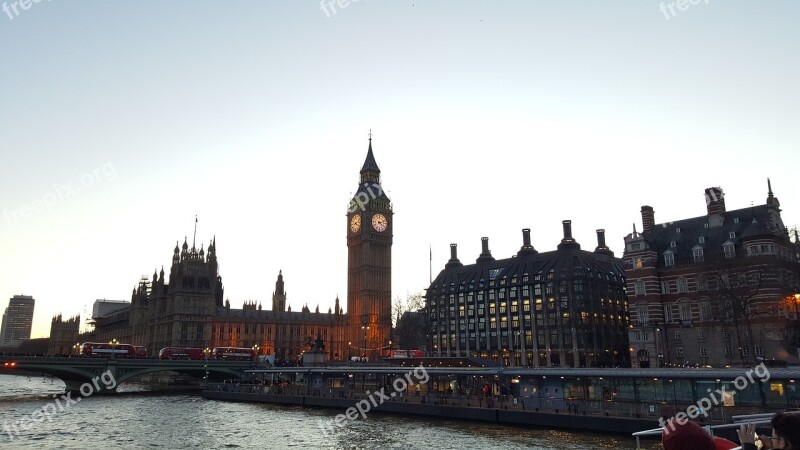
[350,214,361,232]
[372,213,388,232]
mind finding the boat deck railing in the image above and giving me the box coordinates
[633,412,787,449]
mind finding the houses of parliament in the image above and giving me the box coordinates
[49,139,394,361]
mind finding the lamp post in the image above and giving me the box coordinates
[110,338,119,360]
[73,342,81,357]
[203,347,211,386]
[348,341,352,362]
[362,325,369,361]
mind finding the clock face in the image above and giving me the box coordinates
[350,214,361,233]
[372,213,388,232]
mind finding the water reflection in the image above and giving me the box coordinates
[0,375,660,449]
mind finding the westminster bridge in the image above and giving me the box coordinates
[0,355,256,392]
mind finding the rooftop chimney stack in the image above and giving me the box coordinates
[517,228,538,255]
[477,237,495,263]
[558,220,581,250]
[596,229,606,248]
[594,229,614,256]
[445,243,463,268]
[705,187,726,215]
[641,206,655,233]
[562,220,573,240]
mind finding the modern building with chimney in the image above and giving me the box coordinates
[426,223,630,367]
[624,182,800,368]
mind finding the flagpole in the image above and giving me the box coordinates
[429,245,432,284]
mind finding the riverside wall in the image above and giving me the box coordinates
[201,386,656,434]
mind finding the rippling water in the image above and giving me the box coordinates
[0,374,660,449]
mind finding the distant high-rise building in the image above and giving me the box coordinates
[1,295,35,347]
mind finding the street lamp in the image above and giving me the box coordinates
[362,325,369,361]
[73,342,81,357]
[252,344,260,355]
[203,347,211,387]
[348,341,352,362]
[110,338,119,359]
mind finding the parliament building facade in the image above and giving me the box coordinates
[49,140,393,361]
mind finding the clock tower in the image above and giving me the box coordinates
[347,136,393,361]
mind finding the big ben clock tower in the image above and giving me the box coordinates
[347,136,393,361]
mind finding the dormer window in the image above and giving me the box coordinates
[693,248,704,262]
[698,237,705,244]
[734,218,740,223]
[729,232,736,238]
[704,223,709,229]
[676,228,681,233]
[724,244,735,259]
[670,241,676,248]
[664,252,675,267]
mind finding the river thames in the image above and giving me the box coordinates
[0,374,658,449]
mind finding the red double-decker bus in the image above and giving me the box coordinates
[159,347,207,360]
[391,349,426,358]
[212,347,257,361]
[80,342,137,357]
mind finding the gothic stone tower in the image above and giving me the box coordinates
[347,137,393,360]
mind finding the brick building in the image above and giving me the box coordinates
[624,182,800,368]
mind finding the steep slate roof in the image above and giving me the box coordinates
[428,247,625,294]
[641,205,782,262]
[360,140,381,174]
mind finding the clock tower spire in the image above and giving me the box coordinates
[347,135,393,361]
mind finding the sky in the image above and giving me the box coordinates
[1,1,798,338]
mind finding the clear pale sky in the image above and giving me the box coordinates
[1,1,798,338]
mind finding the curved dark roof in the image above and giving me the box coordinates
[428,247,625,295]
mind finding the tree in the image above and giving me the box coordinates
[393,292,429,351]
[707,259,764,367]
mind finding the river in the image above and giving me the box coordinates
[0,374,659,449]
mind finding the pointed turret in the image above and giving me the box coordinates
[173,241,180,265]
[767,178,781,209]
[361,136,380,172]
[359,134,381,184]
[272,270,287,312]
